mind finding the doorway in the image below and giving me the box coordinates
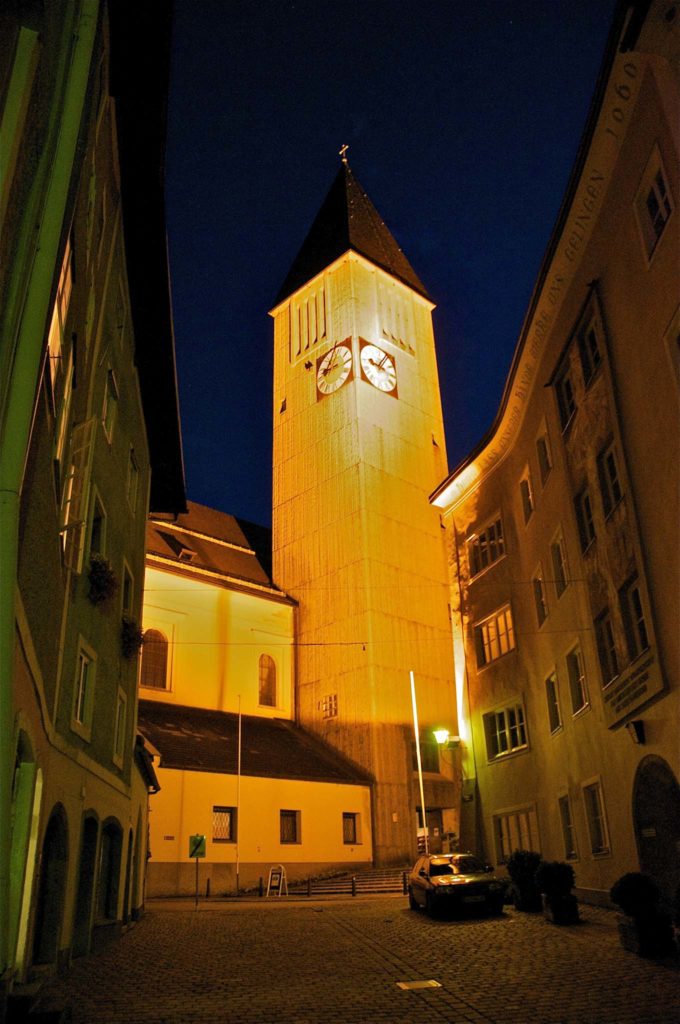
[633,755,680,904]
[32,805,69,965]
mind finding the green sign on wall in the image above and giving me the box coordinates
[189,834,206,859]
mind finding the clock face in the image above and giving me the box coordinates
[316,343,353,396]
[360,342,397,394]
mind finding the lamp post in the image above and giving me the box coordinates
[409,671,428,855]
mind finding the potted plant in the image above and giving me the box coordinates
[536,860,579,925]
[610,872,676,958]
[121,615,144,659]
[87,554,118,606]
[505,849,542,912]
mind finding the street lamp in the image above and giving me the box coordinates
[433,728,461,748]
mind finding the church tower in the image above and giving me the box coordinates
[270,160,459,865]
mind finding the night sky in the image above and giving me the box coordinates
[165,0,617,528]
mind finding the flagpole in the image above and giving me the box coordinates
[236,694,242,895]
[410,670,429,855]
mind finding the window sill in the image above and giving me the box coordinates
[468,553,507,584]
[487,745,529,765]
[70,719,92,743]
[571,703,591,721]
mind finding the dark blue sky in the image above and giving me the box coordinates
[165,0,617,527]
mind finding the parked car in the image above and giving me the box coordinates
[408,853,506,917]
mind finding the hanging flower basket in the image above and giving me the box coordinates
[121,615,144,659]
[87,554,118,606]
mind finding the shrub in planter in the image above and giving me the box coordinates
[87,554,118,606]
[121,615,144,659]
[536,860,579,925]
[506,849,542,912]
[610,872,676,958]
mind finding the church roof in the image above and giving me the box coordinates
[147,501,288,602]
[274,163,431,305]
[137,700,372,786]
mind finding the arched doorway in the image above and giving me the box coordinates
[97,818,123,921]
[32,805,69,965]
[122,829,133,925]
[9,730,38,965]
[633,756,680,903]
[72,816,99,957]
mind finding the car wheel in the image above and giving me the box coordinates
[408,888,419,911]
[425,892,438,918]
[488,898,504,916]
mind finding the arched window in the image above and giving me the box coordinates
[258,654,276,707]
[140,629,168,689]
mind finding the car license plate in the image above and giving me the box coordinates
[462,894,485,903]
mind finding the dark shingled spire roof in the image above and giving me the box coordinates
[274,163,431,306]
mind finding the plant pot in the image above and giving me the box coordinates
[616,912,676,958]
[542,893,579,925]
[513,887,542,913]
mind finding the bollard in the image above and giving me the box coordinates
[402,871,407,895]
[352,875,356,897]
[307,877,312,897]
[259,876,264,897]
[206,877,211,898]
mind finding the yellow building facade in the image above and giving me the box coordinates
[432,0,679,903]
[140,505,373,894]
[270,165,459,865]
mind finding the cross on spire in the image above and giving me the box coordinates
[339,143,349,165]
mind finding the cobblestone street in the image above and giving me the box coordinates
[34,897,678,1024]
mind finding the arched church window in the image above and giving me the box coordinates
[140,629,168,689]
[258,654,276,707]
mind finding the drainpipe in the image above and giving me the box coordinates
[0,2,98,982]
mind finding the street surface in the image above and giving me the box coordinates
[35,896,678,1023]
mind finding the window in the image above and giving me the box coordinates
[127,448,139,512]
[636,147,673,259]
[574,487,596,552]
[550,534,569,598]
[578,320,603,385]
[467,515,505,577]
[102,369,118,443]
[519,469,534,523]
[113,689,127,767]
[536,431,552,486]
[88,494,106,558]
[555,363,577,429]
[342,813,360,845]
[280,810,300,844]
[493,806,540,865]
[60,417,96,572]
[47,236,74,388]
[474,605,516,667]
[72,643,95,739]
[532,566,548,627]
[319,693,338,719]
[212,806,237,843]
[566,646,588,715]
[412,740,440,774]
[595,610,619,686]
[483,703,527,760]
[619,577,650,661]
[258,654,276,707]
[558,795,578,861]
[545,672,562,734]
[122,565,133,615]
[597,443,623,517]
[140,629,169,689]
[583,781,610,856]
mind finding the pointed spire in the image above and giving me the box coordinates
[274,162,431,306]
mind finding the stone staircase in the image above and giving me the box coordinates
[289,866,409,896]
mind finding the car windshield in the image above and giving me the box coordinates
[429,856,486,876]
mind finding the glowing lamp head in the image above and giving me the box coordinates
[433,729,450,745]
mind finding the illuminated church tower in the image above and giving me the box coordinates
[270,158,458,864]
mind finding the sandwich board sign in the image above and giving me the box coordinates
[266,864,288,897]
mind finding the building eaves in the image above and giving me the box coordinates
[137,700,373,786]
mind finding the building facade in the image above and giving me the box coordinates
[139,504,372,894]
[432,0,679,903]
[270,164,460,866]
[1,0,184,1006]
